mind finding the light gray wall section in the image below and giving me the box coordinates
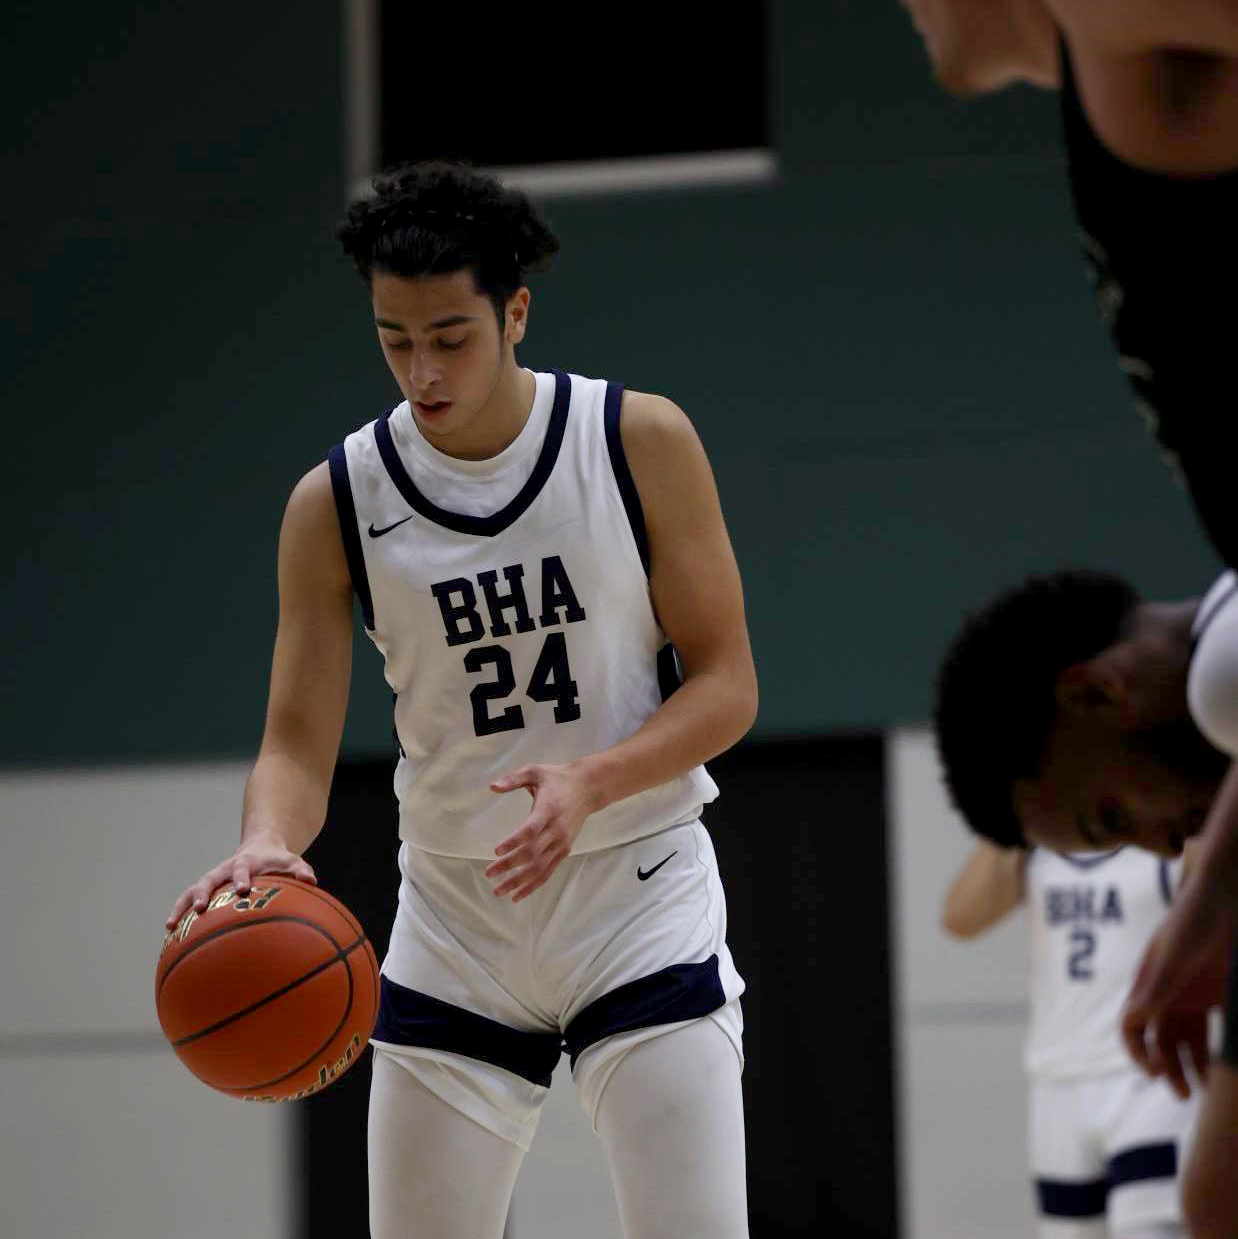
[888,726,1035,1239]
[0,765,289,1239]
[512,1060,622,1239]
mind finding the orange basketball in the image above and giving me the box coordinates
[155,875,379,1101]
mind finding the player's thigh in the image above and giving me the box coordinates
[594,1017,748,1239]
[1181,1060,1238,1239]
[1103,1072,1194,1237]
[1030,1079,1107,1239]
[368,1047,525,1239]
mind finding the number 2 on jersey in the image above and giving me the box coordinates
[1067,927,1095,981]
[464,632,581,737]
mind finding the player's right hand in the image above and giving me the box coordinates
[164,831,317,929]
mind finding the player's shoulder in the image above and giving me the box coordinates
[616,388,701,456]
[286,459,334,518]
[279,461,348,582]
[272,465,349,594]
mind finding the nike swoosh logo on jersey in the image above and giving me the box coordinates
[637,851,677,881]
[368,515,414,538]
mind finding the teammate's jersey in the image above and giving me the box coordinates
[1189,571,1238,759]
[1024,847,1179,1079]
[1059,45,1238,569]
[328,369,718,859]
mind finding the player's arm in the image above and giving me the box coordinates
[909,0,1060,95]
[579,390,758,804]
[164,462,354,927]
[486,391,758,900]
[1123,766,1238,1094]
[941,841,1027,938]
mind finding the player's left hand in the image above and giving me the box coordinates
[486,762,598,901]
[1121,875,1232,1097]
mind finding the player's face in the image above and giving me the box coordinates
[1012,713,1223,857]
[371,268,529,457]
[899,0,1041,93]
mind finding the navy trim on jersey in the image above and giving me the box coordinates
[562,954,725,1068]
[372,976,562,1087]
[1159,858,1174,907]
[1108,1142,1177,1188]
[392,691,405,759]
[327,444,375,631]
[1058,847,1125,871]
[1035,1177,1107,1219]
[372,369,571,537]
[657,643,682,701]
[602,380,651,575]
[1191,579,1238,653]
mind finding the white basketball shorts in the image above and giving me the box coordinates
[369,816,745,1149]
[1030,1068,1198,1238]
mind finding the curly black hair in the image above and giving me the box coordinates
[934,570,1140,847]
[336,161,560,324]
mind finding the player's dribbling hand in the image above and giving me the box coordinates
[1120,873,1232,1098]
[486,762,598,902]
[164,830,317,929]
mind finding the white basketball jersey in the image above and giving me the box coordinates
[1024,847,1179,1079]
[1189,570,1238,758]
[328,369,718,859]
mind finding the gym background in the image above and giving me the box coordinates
[1,2,1216,1237]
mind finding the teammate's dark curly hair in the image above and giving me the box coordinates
[934,570,1141,848]
[336,161,560,325]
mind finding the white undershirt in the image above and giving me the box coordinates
[385,369,553,517]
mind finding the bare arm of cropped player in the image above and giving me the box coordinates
[164,464,353,928]
[1121,768,1238,1096]
[909,0,1238,174]
[485,391,759,902]
[941,841,1027,939]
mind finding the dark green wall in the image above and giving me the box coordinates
[4,1,1218,764]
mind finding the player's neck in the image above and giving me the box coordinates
[440,361,536,462]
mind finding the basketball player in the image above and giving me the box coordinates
[943,840,1196,1238]
[898,0,1238,572]
[934,569,1238,1235]
[164,162,757,1239]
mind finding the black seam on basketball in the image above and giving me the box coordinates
[158,914,342,998]
[281,879,365,941]
[170,933,367,1049]
[231,939,360,1094]
[260,876,366,941]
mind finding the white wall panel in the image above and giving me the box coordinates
[0,765,287,1239]
[888,727,1035,1239]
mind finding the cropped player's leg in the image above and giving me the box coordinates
[1102,1070,1195,1239]
[1031,1078,1108,1239]
[368,1047,525,1239]
[593,1017,748,1239]
[1181,1060,1238,1239]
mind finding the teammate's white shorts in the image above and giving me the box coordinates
[369,816,745,1149]
[1030,1069,1198,1238]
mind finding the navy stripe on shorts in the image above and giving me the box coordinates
[373,977,562,1087]
[373,956,726,1084]
[1035,1141,1179,1219]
